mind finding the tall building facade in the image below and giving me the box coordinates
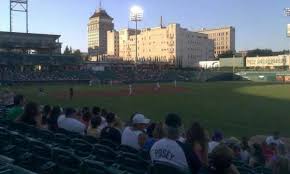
[107,30,119,57]
[197,26,235,56]
[114,24,214,67]
[88,8,114,58]
[118,28,138,59]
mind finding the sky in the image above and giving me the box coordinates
[0,0,290,52]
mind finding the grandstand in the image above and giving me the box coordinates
[0,102,277,174]
[0,31,61,54]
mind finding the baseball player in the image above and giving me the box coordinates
[174,80,177,88]
[129,84,133,96]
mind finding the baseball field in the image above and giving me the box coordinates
[4,82,290,137]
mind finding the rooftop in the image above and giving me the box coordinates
[89,9,113,20]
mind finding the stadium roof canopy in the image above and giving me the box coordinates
[0,31,62,54]
[0,52,82,65]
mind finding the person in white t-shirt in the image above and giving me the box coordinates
[208,130,224,154]
[150,113,201,174]
[57,107,86,135]
[121,113,150,150]
[266,131,283,146]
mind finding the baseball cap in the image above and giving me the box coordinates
[212,130,224,141]
[165,113,182,128]
[132,113,150,124]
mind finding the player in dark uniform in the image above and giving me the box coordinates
[69,87,74,100]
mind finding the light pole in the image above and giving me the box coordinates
[130,5,143,63]
[285,8,290,71]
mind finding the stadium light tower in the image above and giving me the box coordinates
[130,5,143,63]
[10,0,29,33]
[285,8,290,16]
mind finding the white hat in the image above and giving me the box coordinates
[132,114,150,124]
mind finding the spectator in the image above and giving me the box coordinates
[16,102,41,127]
[58,107,86,135]
[249,143,265,167]
[41,105,51,126]
[225,137,241,161]
[99,108,108,129]
[92,106,100,117]
[266,131,283,146]
[124,112,139,127]
[209,144,240,174]
[82,107,90,115]
[100,112,122,144]
[87,115,102,137]
[82,111,92,128]
[6,94,25,120]
[240,137,250,162]
[186,122,209,166]
[150,113,201,174]
[146,123,156,138]
[121,113,149,150]
[47,106,61,131]
[272,144,289,174]
[144,122,164,151]
[208,130,224,154]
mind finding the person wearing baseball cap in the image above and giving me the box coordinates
[150,113,201,174]
[121,113,150,150]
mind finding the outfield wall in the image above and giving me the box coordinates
[236,71,290,82]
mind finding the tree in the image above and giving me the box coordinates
[63,45,72,55]
[247,49,273,57]
[218,50,234,58]
[73,49,81,57]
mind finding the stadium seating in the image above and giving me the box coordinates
[52,147,82,174]
[93,144,117,165]
[99,139,118,150]
[149,161,190,174]
[0,117,277,174]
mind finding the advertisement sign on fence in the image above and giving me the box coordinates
[246,55,289,67]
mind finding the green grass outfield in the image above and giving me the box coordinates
[4,82,290,137]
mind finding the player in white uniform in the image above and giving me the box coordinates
[174,80,177,88]
[155,82,160,91]
[129,84,133,96]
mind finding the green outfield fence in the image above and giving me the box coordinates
[236,71,290,82]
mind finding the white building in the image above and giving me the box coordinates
[111,24,214,67]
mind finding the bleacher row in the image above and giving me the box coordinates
[0,119,200,174]
[0,118,275,174]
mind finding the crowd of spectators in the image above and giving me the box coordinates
[2,94,290,174]
[0,67,196,83]
[0,69,94,82]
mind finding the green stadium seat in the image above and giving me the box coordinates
[118,145,139,154]
[36,129,55,143]
[149,161,190,174]
[115,152,149,174]
[138,149,150,161]
[82,135,99,144]
[99,139,118,150]
[53,133,71,148]
[237,166,256,174]
[93,144,117,165]
[27,139,57,173]
[71,138,94,159]
[52,148,82,174]
[254,166,272,174]
[81,160,108,174]
[30,139,52,159]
